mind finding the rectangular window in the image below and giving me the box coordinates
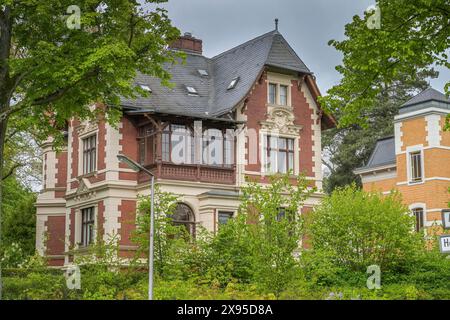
[82,135,97,174]
[269,83,277,104]
[280,85,288,105]
[218,211,233,227]
[410,151,422,182]
[81,207,95,246]
[264,136,295,174]
[412,208,424,232]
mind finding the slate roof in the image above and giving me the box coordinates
[401,87,450,108]
[121,30,311,119]
[355,137,396,172]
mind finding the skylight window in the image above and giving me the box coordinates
[186,86,198,95]
[139,84,152,92]
[198,69,208,77]
[227,77,240,90]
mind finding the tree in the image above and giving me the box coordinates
[0,0,180,299]
[216,174,312,297]
[308,185,424,273]
[323,68,438,193]
[319,0,450,129]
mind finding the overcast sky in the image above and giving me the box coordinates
[161,0,448,94]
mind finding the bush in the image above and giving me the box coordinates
[307,185,424,273]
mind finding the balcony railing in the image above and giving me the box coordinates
[140,163,235,185]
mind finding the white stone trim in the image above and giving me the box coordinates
[394,122,403,155]
[105,121,123,181]
[360,169,397,183]
[394,107,450,122]
[36,215,48,256]
[301,82,322,190]
[425,114,441,147]
[102,198,122,242]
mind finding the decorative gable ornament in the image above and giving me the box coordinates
[260,107,303,135]
[75,121,98,136]
[74,178,96,202]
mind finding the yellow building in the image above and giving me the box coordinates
[355,88,450,232]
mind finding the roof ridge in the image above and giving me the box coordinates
[211,29,276,60]
[401,87,450,107]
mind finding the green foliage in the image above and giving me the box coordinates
[3,178,450,300]
[307,185,424,273]
[319,0,450,129]
[1,177,36,256]
[235,174,312,297]
[322,68,437,193]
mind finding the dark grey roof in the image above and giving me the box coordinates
[401,88,450,108]
[122,30,311,118]
[356,137,396,172]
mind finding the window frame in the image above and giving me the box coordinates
[82,134,97,175]
[267,82,291,106]
[263,135,295,174]
[406,146,424,184]
[268,83,277,105]
[411,207,425,233]
[218,211,234,227]
[81,207,95,247]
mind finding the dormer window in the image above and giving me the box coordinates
[268,82,291,106]
[139,84,152,92]
[227,77,240,90]
[186,86,198,96]
[269,83,277,104]
[198,69,208,77]
[280,85,288,105]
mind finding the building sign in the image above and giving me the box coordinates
[442,209,450,230]
[439,235,450,254]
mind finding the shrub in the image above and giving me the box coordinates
[307,185,425,273]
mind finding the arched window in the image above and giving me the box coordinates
[171,203,196,237]
[411,207,425,232]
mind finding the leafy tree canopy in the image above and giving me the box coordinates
[319,0,450,129]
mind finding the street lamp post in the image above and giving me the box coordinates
[117,154,155,300]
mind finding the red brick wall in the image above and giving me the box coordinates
[70,119,80,182]
[244,72,267,173]
[291,80,315,177]
[55,151,68,198]
[119,116,139,170]
[45,216,66,266]
[243,72,315,177]
[97,120,107,171]
[118,200,137,246]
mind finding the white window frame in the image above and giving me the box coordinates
[406,145,425,185]
[78,129,99,176]
[267,80,292,107]
[409,203,426,233]
[261,132,298,175]
[75,205,97,248]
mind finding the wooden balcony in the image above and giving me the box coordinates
[140,163,236,185]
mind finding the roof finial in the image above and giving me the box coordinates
[275,18,279,31]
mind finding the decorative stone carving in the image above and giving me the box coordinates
[74,178,96,202]
[76,121,98,136]
[260,107,303,135]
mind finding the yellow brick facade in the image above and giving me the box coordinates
[358,98,450,231]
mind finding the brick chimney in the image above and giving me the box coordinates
[170,32,203,55]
